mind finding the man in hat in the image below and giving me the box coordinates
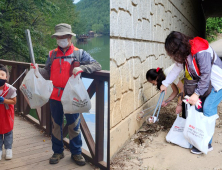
[33,23,101,166]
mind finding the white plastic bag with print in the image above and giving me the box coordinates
[166,114,192,149]
[183,104,219,154]
[20,68,53,109]
[61,74,91,114]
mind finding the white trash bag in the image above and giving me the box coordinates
[20,68,53,109]
[183,104,219,154]
[166,114,192,149]
[61,74,91,114]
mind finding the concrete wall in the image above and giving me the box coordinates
[110,0,205,158]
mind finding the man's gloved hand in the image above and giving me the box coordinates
[72,67,83,77]
[30,63,38,69]
[0,96,4,104]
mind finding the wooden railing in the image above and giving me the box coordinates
[0,59,110,170]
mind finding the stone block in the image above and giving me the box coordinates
[142,19,150,40]
[137,19,143,39]
[127,0,133,16]
[133,41,139,57]
[128,59,134,91]
[118,10,126,38]
[110,11,118,37]
[139,42,146,62]
[125,40,134,59]
[110,60,122,100]
[113,39,126,66]
[110,87,115,128]
[132,6,138,39]
[111,99,122,127]
[131,0,139,6]
[120,61,130,93]
[110,0,118,10]
[142,82,152,102]
[125,12,133,39]
[110,39,114,60]
[121,90,135,119]
[133,76,144,109]
[118,0,127,9]
[133,57,142,78]
[110,60,118,87]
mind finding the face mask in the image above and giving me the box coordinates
[57,38,69,48]
[0,79,6,87]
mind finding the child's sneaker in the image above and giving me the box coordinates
[5,149,12,160]
[0,150,2,160]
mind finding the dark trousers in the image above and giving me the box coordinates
[50,99,82,155]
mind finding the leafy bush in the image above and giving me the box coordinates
[206,17,222,42]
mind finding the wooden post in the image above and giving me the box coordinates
[95,80,105,163]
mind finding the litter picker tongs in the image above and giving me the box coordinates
[0,69,27,97]
[136,91,165,123]
[25,29,35,65]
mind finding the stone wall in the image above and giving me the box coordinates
[110,0,205,158]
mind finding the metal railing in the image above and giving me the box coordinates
[0,59,110,170]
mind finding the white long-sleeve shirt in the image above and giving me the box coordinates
[162,63,183,87]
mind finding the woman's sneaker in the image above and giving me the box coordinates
[191,147,202,154]
[0,150,2,160]
[208,144,213,152]
[191,144,213,154]
[5,149,12,160]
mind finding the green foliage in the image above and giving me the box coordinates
[0,0,78,64]
[75,0,110,34]
[206,17,222,42]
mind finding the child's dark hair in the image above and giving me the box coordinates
[146,68,166,90]
[0,64,7,74]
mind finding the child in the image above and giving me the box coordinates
[0,64,17,160]
[146,64,185,118]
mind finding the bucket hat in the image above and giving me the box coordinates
[51,23,76,38]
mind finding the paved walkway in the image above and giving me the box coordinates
[0,114,95,170]
[210,38,222,57]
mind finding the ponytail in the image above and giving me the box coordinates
[146,68,166,90]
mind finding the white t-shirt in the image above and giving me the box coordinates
[0,84,17,98]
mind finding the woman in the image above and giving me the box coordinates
[160,31,222,154]
[146,66,185,118]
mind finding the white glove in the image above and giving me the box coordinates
[72,67,83,77]
[183,95,202,109]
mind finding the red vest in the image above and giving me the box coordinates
[49,44,79,101]
[185,37,209,79]
[0,84,14,134]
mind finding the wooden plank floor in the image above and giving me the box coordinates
[0,115,96,170]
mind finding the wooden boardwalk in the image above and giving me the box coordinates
[0,114,95,170]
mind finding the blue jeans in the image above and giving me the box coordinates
[0,131,13,150]
[196,87,222,144]
[50,99,82,155]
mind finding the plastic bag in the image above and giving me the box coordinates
[61,74,91,114]
[183,104,219,154]
[166,114,192,149]
[20,68,53,109]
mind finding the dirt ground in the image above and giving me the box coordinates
[110,100,222,170]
